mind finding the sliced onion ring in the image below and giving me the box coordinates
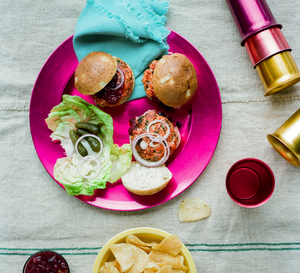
[77,156,102,179]
[131,132,170,168]
[109,67,124,90]
[75,134,103,161]
[146,120,170,147]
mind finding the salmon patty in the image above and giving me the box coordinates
[129,110,180,162]
[93,59,134,107]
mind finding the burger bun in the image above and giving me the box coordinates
[153,53,198,108]
[74,51,118,96]
[121,162,172,195]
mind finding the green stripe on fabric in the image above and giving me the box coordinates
[185,243,300,247]
[2,244,300,256]
[189,247,300,252]
[0,252,100,256]
[2,248,300,256]
[2,243,300,252]
[0,247,102,251]
[185,242,300,247]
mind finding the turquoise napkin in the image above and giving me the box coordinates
[73,0,170,101]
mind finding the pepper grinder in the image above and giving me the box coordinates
[226,0,300,96]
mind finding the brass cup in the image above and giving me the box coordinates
[267,108,300,167]
[256,51,300,96]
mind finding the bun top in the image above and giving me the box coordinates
[74,51,118,95]
[152,53,198,108]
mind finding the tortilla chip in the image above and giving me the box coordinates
[113,260,122,273]
[127,246,150,273]
[149,250,187,272]
[138,246,153,253]
[99,262,120,273]
[171,270,185,273]
[144,270,158,273]
[145,262,160,271]
[178,198,211,222]
[104,235,188,273]
[110,243,135,272]
[104,262,117,268]
[152,235,182,256]
[125,235,158,247]
[157,265,173,273]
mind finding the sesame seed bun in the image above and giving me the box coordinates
[152,53,198,108]
[74,51,118,96]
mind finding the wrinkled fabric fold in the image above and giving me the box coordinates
[73,0,170,101]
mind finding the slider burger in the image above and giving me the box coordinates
[128,110,181,167]
[142,53,198,108]
[74,51,135,107]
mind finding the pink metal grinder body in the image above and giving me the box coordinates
[245,27,291,67]
[226,0,281,45]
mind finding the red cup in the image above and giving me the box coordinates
[245,27,291,67]
[226,158,275,208]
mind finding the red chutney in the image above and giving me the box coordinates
[129,110,180,162]
[23,251,69,273]
[93,60,134,106]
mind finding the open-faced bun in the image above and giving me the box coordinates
[152,53,198,108]
[74,51,118,96]
[121,162,172,195]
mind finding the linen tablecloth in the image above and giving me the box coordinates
[1,0,300,272]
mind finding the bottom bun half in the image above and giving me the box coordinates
[121,162,172,195]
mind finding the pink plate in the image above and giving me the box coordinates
[29,30,222,211]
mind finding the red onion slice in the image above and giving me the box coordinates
[131,132,170,167]
[77,156,102,180]
[75,134,103,161]
[146,120,170,147]
[109,67,124,90]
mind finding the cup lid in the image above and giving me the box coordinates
[226,0,282,45]
[226,158,275,208]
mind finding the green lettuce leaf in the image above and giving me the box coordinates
[108,144,133,183]
[45,95,132,196]
[53,154,109,196]
[46,95,114,159]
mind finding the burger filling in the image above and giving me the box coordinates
[142,60,174,111]
[93,60,134,106]
[142,60,161,105]
[129,110,180,162]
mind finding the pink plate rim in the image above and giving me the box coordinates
[29,29,222,211]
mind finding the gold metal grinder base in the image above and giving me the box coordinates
[267,108,300,167]
[256,51,300,96]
